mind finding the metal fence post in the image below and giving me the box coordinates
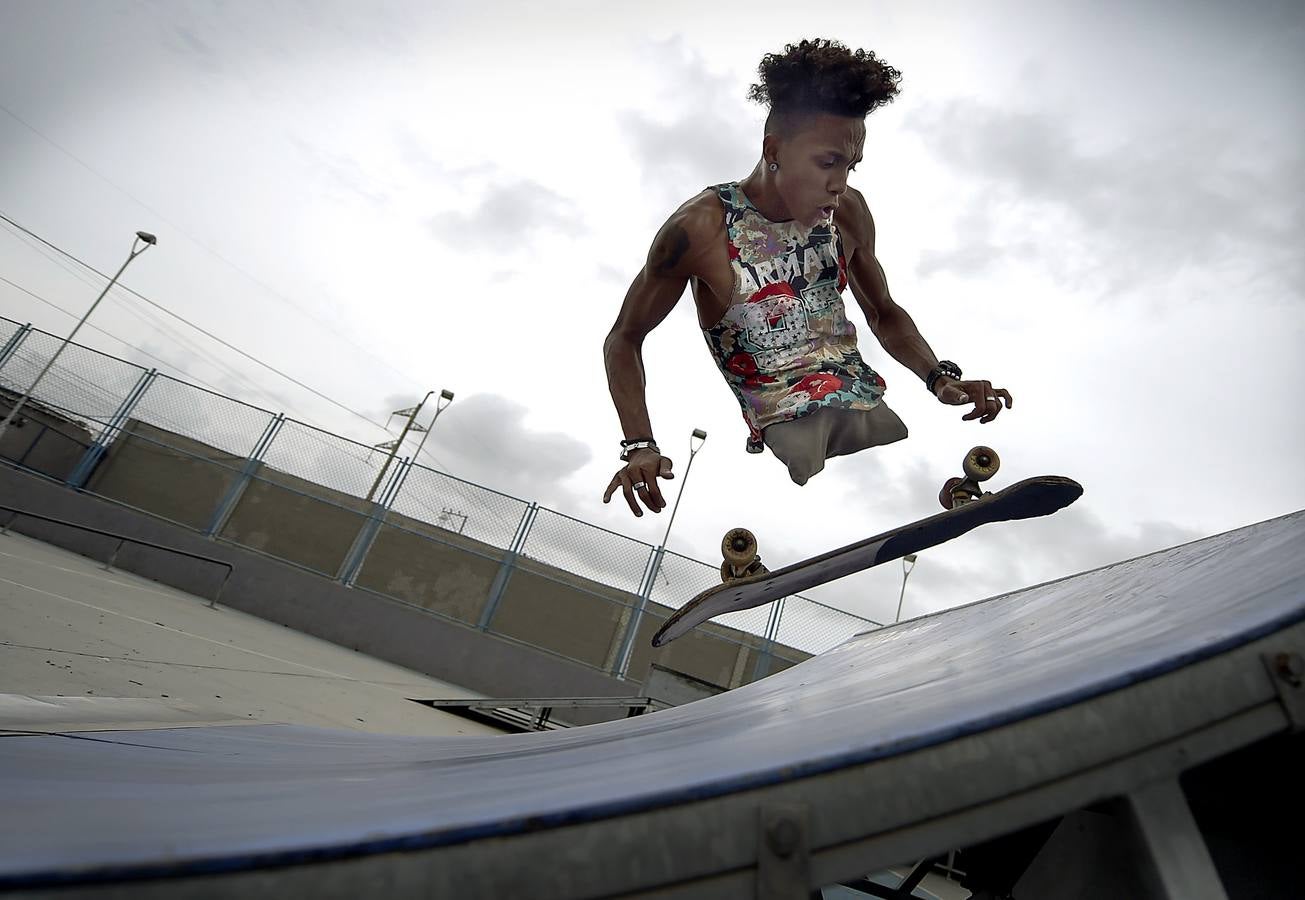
[0,323,32,374]
[67,368,157,489]
[337,457,408,585]
[480,502,539,631]
[612,544,663,678]
[752,597,786,682]
[204,413,285,537]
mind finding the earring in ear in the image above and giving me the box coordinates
[768,162,778,172]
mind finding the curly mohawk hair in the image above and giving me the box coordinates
[748,38,902,127]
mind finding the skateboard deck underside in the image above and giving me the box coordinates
[651,475,1083,648]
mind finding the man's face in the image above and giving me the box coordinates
[770,113,866,227]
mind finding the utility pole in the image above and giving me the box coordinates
[366,392,432,502]
[364,389,455,502]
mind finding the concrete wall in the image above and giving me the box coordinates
[0,465,639,712]
[219,472,369,576]
[354,519,502,627]
[0,393,94,482]
[493,562,633,670]
[3,418,812,701]
[87,420,241,531]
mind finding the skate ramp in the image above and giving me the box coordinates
[3,511,1302,897]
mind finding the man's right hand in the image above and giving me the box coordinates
[603,450,675,517]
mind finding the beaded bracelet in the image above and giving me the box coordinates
[925,360,962,394]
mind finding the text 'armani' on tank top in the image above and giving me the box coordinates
[703,183,886,452]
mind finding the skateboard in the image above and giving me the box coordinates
[650,447,1082,648]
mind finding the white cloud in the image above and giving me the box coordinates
[616,38,761,207]
[906,101,1304,301]
[427,180,586,248]
[421,393,592,505]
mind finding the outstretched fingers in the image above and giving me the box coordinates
[604,472,643,516]
[602,455,675,517]
[960,381,1013,423]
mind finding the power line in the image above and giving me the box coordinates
[1,228,311,415]
[0,101,434,395]
[0,108,458,472]
[0,313,376,469]
[0,291,450,474]
[0,273,283,411]
[0,221,454,469]
[2,262,281,409]
[0,212,393,436]
[0,346,133,421]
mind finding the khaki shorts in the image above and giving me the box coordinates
[763,403,908,485]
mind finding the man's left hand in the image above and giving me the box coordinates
[934,378,1013,424]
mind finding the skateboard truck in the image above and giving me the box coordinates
[939,445,1001,510]
[720,527,769,582]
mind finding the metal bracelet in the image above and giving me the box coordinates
[620,440,659,462]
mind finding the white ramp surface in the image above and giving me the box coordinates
[3,511,1303,898]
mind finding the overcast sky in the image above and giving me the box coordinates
[2,0,1301,626]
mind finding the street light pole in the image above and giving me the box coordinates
[0,231,156,442]
[615,427,707,679]
[656,428,708,558]
[894,553,918,623]
[407,389,455,466]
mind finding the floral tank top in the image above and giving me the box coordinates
[703,183,886,452]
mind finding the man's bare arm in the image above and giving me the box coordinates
[603,223,693,442]
[842,190,1012,423]
[602,202,715,515]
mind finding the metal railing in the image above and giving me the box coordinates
[0,504,234,608]
[413,697,660,732]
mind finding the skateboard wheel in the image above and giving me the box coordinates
[939,477,964,510]
[722,527,758,568]
[962,446,1000,481]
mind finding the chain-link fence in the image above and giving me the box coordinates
[649,549,778,634]
[773,598,882,655]
[390,463,530,550]
[0,314,878,678]
[0,325,149,441]
[261,417,391,500]
[134,374,277,461]
[521,507,657,596]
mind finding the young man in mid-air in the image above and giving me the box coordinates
[604,38,1011,517]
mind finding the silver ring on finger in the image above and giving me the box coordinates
[985,396,996,402]
[632,481,647,491]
